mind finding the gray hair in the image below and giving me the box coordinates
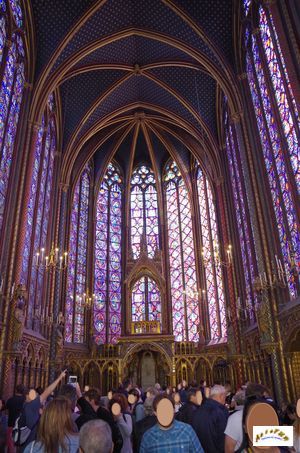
[79,419,112,453]
[210,385,226,397]
[232,390,246,407]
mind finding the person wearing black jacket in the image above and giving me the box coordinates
[76,388,123,453]
[192,384,229,453]
[133,397,157,452]
[176,388,202,426]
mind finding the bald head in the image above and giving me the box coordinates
[79,420,113,453]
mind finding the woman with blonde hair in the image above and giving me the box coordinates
[24,397,79,452]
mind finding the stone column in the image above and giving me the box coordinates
[48,186,68,382]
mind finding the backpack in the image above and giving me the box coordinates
[12,411,32,446]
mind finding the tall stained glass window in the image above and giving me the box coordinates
[225,110,257,323]
[94,163,122,344]
[245,5,300,299]
[65,165,91,343]
[0,0,25,237]
[196,166,227,340]
[21,95,57,328]
[164,161,199,342]
[132,276,161,322]
[130,165,159,259]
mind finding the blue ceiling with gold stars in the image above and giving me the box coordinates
[30,0,235,173]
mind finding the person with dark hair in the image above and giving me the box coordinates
[79,419,113,453]
[234,397,290,453]
[224,383,267,452]
[128,388,145,422]
[6,384,25,453]
[192,385,229,453]
[109,393,132,453]
[140,394,204,453]
[120,380,132,399]
[34,388,43,396]
[76,387,123,453]
[133,396,157,452]
[24,397,79,452]
[19,370,68,451]
[176,387,202,425]
[225,381,234,408]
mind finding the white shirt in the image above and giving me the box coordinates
[224,409,244,451]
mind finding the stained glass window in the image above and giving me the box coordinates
[196,166,227,340]
[94,163,122,344]
[259,7,300,191]
[132,276,161,322]
[65,165,91,343]
[21,96,57,327]
[130,165,159,259]
[246,11,299,298]
[0,28,25,235]
[164,161,199,342]
[225,111,257,323]
[9,0,23,28]
[243,0,251,16]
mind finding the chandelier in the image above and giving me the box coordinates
[253,251,299,292]
[75,289,95,309]
[34,243,68,271]
[202,241,232,268]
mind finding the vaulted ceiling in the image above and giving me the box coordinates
[29,0,240,184]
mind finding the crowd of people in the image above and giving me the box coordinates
[0,373,299,452]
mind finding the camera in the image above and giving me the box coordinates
[68,376,78,386]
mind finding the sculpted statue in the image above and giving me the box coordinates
[12,284,27,351]
[56,311,65,351]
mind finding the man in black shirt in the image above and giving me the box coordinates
[192,384,229,453]
[76,388,123,453]
[5,384,25,453]
[176,387,202,425]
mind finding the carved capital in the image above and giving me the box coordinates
[261,342,278,355]
[238,73,247,81]
[31,122,42,132]
[215,176,224,187]
[24,82,33,90]
[230,111,243,124]
[59,182,69,192]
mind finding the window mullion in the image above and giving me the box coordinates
[106,187,111,343]
[176,182,189,342]
[72,176,83,342]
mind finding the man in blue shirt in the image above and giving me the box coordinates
[140,394,204,453]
